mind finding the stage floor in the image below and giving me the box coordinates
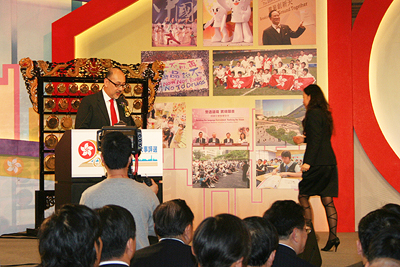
[0,232,361,267]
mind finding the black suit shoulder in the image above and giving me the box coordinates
[272,245,316,267]
[131,239,196,267]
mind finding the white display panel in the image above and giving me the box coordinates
[71,129,163,178]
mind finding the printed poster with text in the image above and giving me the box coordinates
[192,108,250,146]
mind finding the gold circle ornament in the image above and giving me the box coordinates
[124,84,132,94]
[61,116,73,130]
[45,99,56,110]
[133,99,142,110]
[91,83,100,93]
[44,154,56,171]
[71,99,81,110]
[58,98,69,110]
[134,84,143,95]
[46,115,59,129]
[80,83,89,94]
[57,83,66,93]
[69,83,78,94]
[45,83,54,94]
[45,134,59,149]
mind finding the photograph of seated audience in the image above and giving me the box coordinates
[263,200,316,267]
[38,204,102,267]
[131,199,196,267]
[79,132,160,250]
[192,150,249,189]
[95,205,136,267]
[243,216,279,267]
[213,49,316,96]
[192,213,251,267]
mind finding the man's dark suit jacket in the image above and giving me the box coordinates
[75,91,134,129]
[272,244,316,267]
[224,138,234,143]
[195,137,206,144]
[208,138,220,143]
[131,239,196,267]
[99,263,128,267]
[262,24,305,45]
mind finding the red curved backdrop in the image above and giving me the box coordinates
[53,0,400,231]
[352,0,400,191]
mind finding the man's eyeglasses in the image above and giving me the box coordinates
[305,226,312,234]
[106,78,127,88]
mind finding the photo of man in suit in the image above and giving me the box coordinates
[224,132,234,143]
[262,10,305,45]
[195,132,206,144]
[208,132,220,144]
[75,67,135,129]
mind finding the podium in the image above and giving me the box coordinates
[55,129,163,209]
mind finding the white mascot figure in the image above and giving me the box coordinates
[217,0,253,43]
[204,3,231,43]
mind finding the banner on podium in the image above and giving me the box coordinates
[71,129,163,178]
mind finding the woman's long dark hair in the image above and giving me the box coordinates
[303,84,333,134]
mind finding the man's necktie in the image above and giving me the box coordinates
[110,99,118,125]
[285,165,289,172]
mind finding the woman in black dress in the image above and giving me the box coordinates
[293,84,339,252]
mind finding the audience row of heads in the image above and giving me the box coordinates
[38,199,400,267]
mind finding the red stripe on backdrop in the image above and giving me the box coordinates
[52,0,138,62]
[352,1,400,191]
[328,0,354,232]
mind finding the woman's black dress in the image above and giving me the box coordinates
[299,108,338,197]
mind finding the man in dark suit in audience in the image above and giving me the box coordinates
[263,200,315,267]
[38,204,102,267]
[95,205,136,267]
[365,226,400,267]
[75,67,135,129]
[131,199,196,267]
[347,208,400,267]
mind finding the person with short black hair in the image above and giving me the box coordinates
[262,10,305,45]
[365,225,400,266]
[38,204,102,267]
[271,150,302,177]
[263,200,315,267]
[381,203,400,215]
[243,216,279,267]
[80,132,159,251]
[193,213,251,267]
[131,199,196,267]
[95,205,136,267]
[348,209,400,267]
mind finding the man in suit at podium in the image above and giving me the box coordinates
[131,199,196,267]
[96,205,137,267]
[80,132,159,250]
[75,67,135,129]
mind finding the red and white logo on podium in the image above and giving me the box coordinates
[78,140,97,159]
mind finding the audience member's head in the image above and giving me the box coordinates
[381,203,400,216]
[38,204,102,267]
[95,205,136,264]
[193,213,251,267]
[357,209,400,263]
[100,131,132,170]
[263,200,308,255]
[243,216,278,267]
[367,259,400,267]
[365,225,400,267]
[153,199,194,244]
